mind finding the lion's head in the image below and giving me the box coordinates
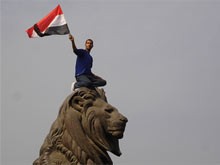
[34,87,128,165]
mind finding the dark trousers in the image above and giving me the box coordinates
[75,74,107,89]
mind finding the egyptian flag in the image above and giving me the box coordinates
[26,5,70,38]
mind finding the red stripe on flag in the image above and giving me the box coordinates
[26,26,35,38]
[37,5,63,32]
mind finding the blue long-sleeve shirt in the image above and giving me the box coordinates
[74,49,93,76]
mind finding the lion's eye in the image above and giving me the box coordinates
[105,108,113,113]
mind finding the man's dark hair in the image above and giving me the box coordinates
[86,39,93,44]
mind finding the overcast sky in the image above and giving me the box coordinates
[1,0,220,165]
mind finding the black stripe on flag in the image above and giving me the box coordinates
[44,24,70,36]
[33,24,69,37]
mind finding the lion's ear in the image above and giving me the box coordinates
[96,88,108,102]
[69,96,85,112]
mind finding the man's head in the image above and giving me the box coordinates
[85,39,93,52]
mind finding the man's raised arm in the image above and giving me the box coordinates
[69,34,77,52]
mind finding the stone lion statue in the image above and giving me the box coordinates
[33,87,128,165]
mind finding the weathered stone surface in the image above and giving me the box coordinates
[33,87,128,165]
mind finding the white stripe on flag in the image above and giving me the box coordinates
[48,14,67,27]
[31,30,39,38]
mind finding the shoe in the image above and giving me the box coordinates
[71,81,76,91]
[71,81,80,91]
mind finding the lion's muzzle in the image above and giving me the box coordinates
[108,114,128,139]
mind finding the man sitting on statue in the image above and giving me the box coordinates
[69,34,107,90]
